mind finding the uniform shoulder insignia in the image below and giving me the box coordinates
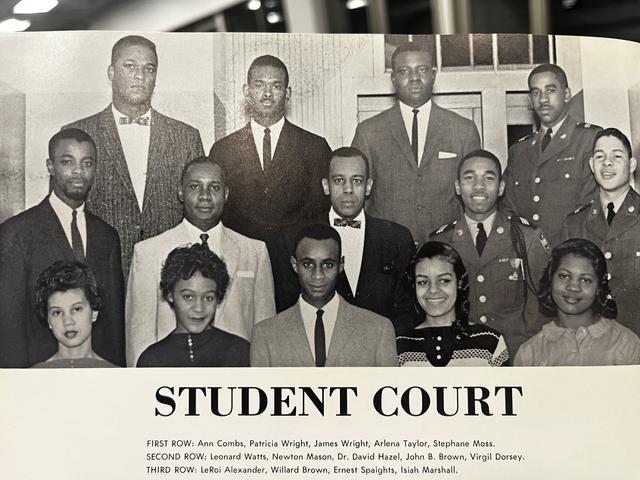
[569,200,594,216]
[576,122,601,130]
[538,232,551,252]
[431,220,457,236]
[517,132,535,142]
[508,216,536,228]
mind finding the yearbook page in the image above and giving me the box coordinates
[1,31,639,479]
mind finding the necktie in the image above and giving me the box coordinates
[411,109,419,164]
[606,202,616,226]
[541,127,552,152]
[315,309,326,367]
[200,233,209,247]
[476,222,487,256]
[119,116,150,126]
[71,209,85,260]
[333,217,361,229]
[263,127,271,170]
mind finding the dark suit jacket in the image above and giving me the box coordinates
[352,102,481,244]
[63,106,204,276]
[0,198,125,367]
[270,213,415,326]
[250,296,398,367]
[209,119,332,241]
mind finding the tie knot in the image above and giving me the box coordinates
[333,217,361,229]
[200,233,209,246]
[412,108,419,116]
[119,116,150,126]
[264,127,270,135]
[546,127,552,136]
[607,202,615,212]
[72,209,78,219]
[316,309,324,319]
[477,222,485,232]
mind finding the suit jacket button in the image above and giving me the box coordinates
[532,214,540,221]
[479,295,487,303]
[604,251,612,259]
[417,205,423,211]
[477,274,485,283]
[264,187,270,194]
[479,315,487,323]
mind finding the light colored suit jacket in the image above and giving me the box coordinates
[126,221,276,366]
[352,102,480,244]
[250,296,398,367]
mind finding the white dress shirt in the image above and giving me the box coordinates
[465,211,497,246]
[250,116,285,170]
[544,115,567,139]
[399,100,432,166]
[299,294,339,361]
[600,187,629,216]
[181,218,223,255]
[49,191,87,256]
[112,105,151,211]
[329,207,365,293]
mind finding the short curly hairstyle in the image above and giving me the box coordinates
[406,241,470,336]
[160,243,229,304]
[538,238,617,319]
[34,260,102,324]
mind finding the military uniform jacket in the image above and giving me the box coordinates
[352,102,480,245]
[561,188,640,335]
[430,210,550,356]
[503,115,599,247]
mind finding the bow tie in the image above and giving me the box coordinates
[119,116,150,126]
[333,218,361,229]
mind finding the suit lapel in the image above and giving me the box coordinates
[389,104,418,172]
[97,106,138,207]
[356,215,379,292]
[145,109,166,213]
[449,218,481,269]
[539,116,576,167]
[38,199,75,260]
[421,103,444,170]
[213,225,239,320]
[477,212,511,268]
[326,298,353,366]
[607,189,640,239]
[283,306,315,366]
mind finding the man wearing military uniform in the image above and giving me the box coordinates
[431,150,550,356]
[503,63,600,247]
[562,128,640,335]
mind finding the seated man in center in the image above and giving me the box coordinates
[251,223,398,367]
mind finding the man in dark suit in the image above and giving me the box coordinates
[272,147,415,327]
[0,129,124,367]
[352,42,481,246]
[209,54,332,246]
[251,223,397,367]
[503,63,600,247]
[63,35,204,276]
[562,128,640,335]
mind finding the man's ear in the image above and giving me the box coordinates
[338,255,344,274]
[498,179,505,197]
[46,158,53,175]
[630,157,637,175]
[285,86,291,103]
[365,178,373,196]
[290,256,298,274]
[322,178,330,195]
[454,179,461,196]
[563,87,571,103]
[177,187,184,203]
[589,156,595,174]
[107,65,113,83]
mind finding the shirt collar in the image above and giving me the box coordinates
[543,114,567,138]
[250,116,285,138]
[181,218,222,245]
[49,191,85,215]
[600,187,630,214]
[299,292,340,318]
[112,104,151,122]
[464,210,497,236]
[542,316,612,341]
[399,99,432,119]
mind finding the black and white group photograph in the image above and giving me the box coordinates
[1,28,639,370]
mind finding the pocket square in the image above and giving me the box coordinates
[236,270,255,278]
[438,151,457,159]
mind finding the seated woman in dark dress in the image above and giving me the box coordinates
[32,261,117,368]
[515,238,640,366]
[136,243,250,367]
[397,241,509,367]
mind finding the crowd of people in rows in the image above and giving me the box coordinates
[1,35,639,368]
